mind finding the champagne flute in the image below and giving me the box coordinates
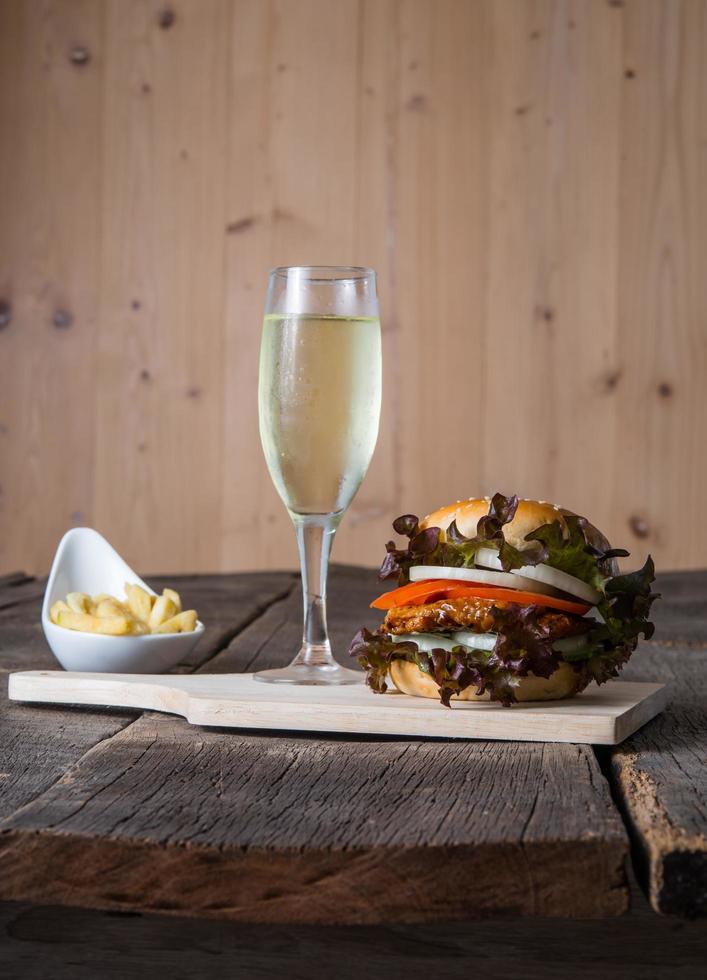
[255,266,382,684]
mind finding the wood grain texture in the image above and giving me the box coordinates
[2,565,703,925]
[608,570,707,917]
[0,570,138,824]
[0,711,628,922]
[1,0,705,577]
[482,0,621,517]
[93,0,230,573]
[8,672,666,745]
[0,700,133,821]
[0,567,631,923]
[613,0,707,570]
[0,0,104,570]
[0,568,293,823]
[393,0,489,511]
[149,570,296,670]
[610,640,707,917]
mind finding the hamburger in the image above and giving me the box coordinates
[349,493,657,706]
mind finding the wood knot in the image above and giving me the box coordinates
[602,368,622,393]
[139,369,152,383]
[226,216,255,234]
[158,8,176,29]
[271,206,293,222]
[0,299,11,329]
[629,515,650,539]
[69,46,91,66]
[52,309,73,329]
[529,30,541,40]
[657,381,673,398]
[624,68,636,79]
[131,299,142,311]
[141,82,152,95]
[406,93,427,112]
[185,386,202,399]
[515,104,531,116]
[535,304,555,323]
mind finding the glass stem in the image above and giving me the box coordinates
[291,514,340,668]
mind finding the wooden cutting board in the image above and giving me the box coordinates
[8,670,666,744]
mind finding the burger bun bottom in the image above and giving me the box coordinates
[388,658,582,702]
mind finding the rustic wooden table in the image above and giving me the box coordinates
[0,566,705,978]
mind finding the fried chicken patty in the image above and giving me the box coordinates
[382,597,589,638]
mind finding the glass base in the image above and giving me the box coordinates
[253,663,363,686]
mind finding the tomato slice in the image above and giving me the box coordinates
[369,580,453,610]
[370,579,590,616]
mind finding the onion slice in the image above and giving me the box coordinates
[475,547,601,606]
[408,564,557,596]
[474,548,506,571]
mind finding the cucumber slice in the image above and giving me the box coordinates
[390,631,497,653]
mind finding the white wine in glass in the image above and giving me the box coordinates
[256,267,382,684]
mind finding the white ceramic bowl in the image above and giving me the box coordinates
[42,528,205,673]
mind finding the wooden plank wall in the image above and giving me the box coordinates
[1,0,705,577]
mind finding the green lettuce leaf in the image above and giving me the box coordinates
[516,516,658,675]
[577,555,658,681]
[524,515,605,588]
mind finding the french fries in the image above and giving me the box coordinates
[67,592,92,614]
[55,609,133,636]
[49,583,199,637]
[162,588,182,614]
[153,610,198,634]
[95,597,128,619]
[148,594,178,631]
[125,583,154,623]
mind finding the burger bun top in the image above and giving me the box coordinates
[419,496,616,571]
